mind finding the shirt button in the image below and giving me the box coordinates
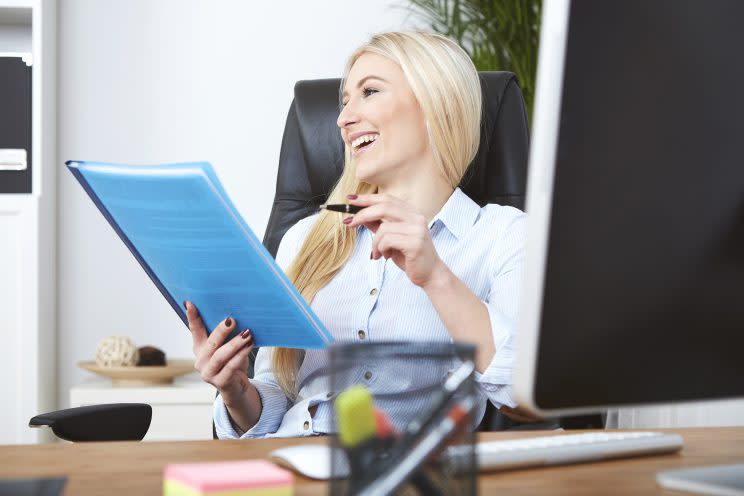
[303,421,310,430]
[364,371,373,380]
[358,330,366,340]
[369,288,378,296]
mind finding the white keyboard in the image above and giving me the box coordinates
[474,431,683,471]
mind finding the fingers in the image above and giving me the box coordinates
[371,222,426,260]
[209,342,254,391]
[346,194,423,230]
[347,203,408,228]
[373,231,411,260]
[185,301,208,348]
[345,193,395,208]
[202,316,237,358]
[200,329,253,379]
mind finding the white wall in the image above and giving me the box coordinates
[609,399,744,429]
[57,0,417,407]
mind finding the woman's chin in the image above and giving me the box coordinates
[354,163,382,185]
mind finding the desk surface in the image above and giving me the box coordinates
[1,428,742,495]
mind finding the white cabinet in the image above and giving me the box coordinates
[0,0,56,445]
[70,376,217,442]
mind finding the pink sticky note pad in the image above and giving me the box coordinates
[164,460,293,493]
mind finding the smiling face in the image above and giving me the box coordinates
[338,52,433,188]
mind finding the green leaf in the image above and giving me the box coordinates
[406,0,542,121]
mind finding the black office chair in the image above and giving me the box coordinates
[29,403,152,442]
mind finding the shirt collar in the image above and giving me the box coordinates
[428,187,481,240]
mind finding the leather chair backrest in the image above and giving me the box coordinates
[263,72,529,256]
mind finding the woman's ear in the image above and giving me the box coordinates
[424,119,434,144]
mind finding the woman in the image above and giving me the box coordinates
[186,31,533,438]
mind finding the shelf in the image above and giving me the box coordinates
[0,1,33,13]
[0,0,56,445]
[0,6,31,54]
[0,6,31,25]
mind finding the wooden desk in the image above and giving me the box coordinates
[1,428,742,495]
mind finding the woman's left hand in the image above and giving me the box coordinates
[345,193,446,288]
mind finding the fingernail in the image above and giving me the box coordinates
[370,251,373,259]
[183,300,188,311]
[346,194,358,200]
[225,317,233,327]
[240,329,251,339]
[343,217,353,225]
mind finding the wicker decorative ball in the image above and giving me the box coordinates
[95,336,140,367]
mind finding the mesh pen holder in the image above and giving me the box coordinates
[329,341,478,496]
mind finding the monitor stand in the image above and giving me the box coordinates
[657,464,744,495]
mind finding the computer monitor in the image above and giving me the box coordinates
[515,0,744,416]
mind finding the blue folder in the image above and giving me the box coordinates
[66,160,333,349]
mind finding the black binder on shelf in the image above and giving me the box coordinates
[0,54,32,193]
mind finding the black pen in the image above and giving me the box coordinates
[319,203,365,214]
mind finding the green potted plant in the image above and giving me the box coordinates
[406,0,542,120]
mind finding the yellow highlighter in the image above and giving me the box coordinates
[335,385,377,449]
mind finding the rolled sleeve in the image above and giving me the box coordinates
[474,372,517,409]
[239,378,291,438]
[475,214,526,409]
[213,347,291,439]
[475,304,517,408]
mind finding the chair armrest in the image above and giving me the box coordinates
[29,403,152,442]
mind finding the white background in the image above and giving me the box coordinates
[57,0,418,407]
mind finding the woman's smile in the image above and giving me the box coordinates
[352,134,379,158]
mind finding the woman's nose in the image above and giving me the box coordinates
[337,100,359,129]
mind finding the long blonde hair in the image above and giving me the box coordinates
[272,31,483,399]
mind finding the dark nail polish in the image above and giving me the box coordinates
[241,329,251,339]
[225,317,232,327]
[343,217,353,225]
[183,300,188,311]
[370,251,373,259]
[346,194,358,200]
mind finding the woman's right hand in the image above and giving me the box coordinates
[186,301,263,433]
[185,301,254,401]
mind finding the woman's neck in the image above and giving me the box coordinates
[377,174,454,222]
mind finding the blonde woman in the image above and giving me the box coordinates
[186,31,535,438]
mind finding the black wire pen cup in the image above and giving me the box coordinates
[329,341,478,496]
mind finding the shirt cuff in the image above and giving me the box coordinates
[212,380,290,439]
[474,377,517,409]
[473,302,517,408]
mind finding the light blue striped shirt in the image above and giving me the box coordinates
[214,187,526,438]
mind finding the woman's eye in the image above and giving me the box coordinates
[340,88,377,108]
